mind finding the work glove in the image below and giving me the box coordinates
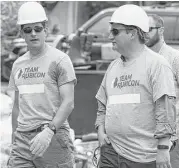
[156,149,172,168]
[30,127,54,157]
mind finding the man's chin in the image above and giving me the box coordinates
[29,43,41,49]
[112,46,117,51]
[145,42,153,48]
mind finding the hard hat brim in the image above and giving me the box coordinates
[17,19,48,25]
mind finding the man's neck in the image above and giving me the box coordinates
[29,43,46,57]
[150,39,164,53]
[122,43,145,62]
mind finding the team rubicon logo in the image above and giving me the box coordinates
[16,67,45,79]
[111,74,140,89]
[18,69,23,79]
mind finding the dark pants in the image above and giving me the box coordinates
[99,143,156,168]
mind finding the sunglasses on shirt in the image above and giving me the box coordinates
[22,26,44,34]
[110,28,133,36]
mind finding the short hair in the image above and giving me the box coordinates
[148,14,164,27]
[123,24,148,44]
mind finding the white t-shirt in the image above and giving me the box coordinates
[96,46,176,162]
[8,45,76,131]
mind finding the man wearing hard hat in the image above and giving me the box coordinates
[7,2,76,168]
[146,14,179,168]
[95,4,176,168]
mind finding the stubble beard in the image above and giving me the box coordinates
[146,33,160,48]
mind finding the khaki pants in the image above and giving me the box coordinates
[7,128,74,168]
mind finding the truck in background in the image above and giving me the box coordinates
[65,5,179,64]
[1,4,179,135]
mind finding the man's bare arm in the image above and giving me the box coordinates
[51,82,75,130]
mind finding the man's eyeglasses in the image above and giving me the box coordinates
[149,27,161,32]
[92,146,100,167]
[23,26,44,34]
[110,28,133,36]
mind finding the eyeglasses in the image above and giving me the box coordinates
[110,28,133,36]
[23,26,44,34]
[149,27,161,32]
[92,146,100,167]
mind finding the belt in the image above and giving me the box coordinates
[28,124,49,133]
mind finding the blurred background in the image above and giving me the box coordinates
[1,1,179,167]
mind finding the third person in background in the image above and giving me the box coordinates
[95,4,176,168]
[146,14,179,168]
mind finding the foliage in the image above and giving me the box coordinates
[85,1,139,19]
[1,1,25,37]
[1,1,25,55]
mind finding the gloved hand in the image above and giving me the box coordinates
[156,149,171,168]
[30,127,54,157]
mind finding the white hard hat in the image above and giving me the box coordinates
[17,2,48,25]
[110,4,149,32]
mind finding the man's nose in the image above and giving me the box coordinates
[31,29,37,36]
[108,32,114,40]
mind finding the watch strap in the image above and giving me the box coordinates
[48,122,56,134]
[157,145,169,149]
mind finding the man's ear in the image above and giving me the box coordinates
[130,29,137,39]
[44,27,48,37]
[158,27,164,36]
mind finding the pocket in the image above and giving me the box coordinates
[100,143,109,155]
[99,143,118,168]
[55,129,74,151]
[12,131,21,145]
[100,143,117,156]
[12,131,18,143]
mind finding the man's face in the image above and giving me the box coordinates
[109,23,131,53]
[21,22,47,49]
[145,17,160,47]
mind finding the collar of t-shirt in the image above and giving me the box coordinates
[29,44,49,60]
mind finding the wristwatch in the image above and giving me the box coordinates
[157,145,169,150]
[48,122,56,134]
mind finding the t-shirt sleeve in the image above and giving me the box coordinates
[8,63,18,91]
[56,55,77,86]
[150,63,176,102]
[95,72,107,106]
[95,60,118,105]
